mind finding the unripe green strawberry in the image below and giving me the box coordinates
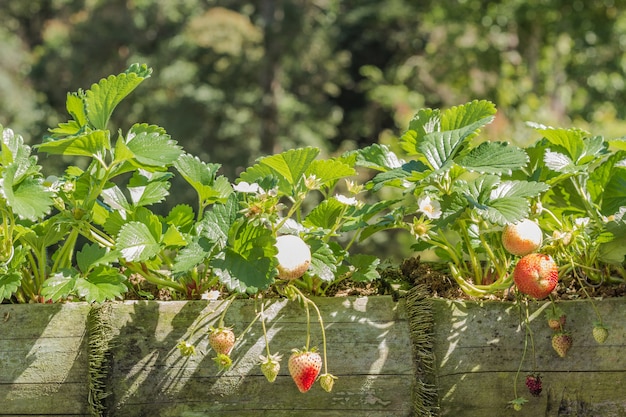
[319,373,338,393]
[213,353,232,371]
[288,348,322,393]
[513,253,559,299]
[502,219,543,256]
[592,324,608,344]
[275,235,312,280]
[259,353,282,383]
[551,332,572,358]
[209,327,235,355]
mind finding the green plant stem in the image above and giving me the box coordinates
[290,285,330,373]
[260,300,273,358]
[122,261,187,294]
[51,228,79,273]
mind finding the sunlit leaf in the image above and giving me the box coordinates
[125,123,182,166]
[75,266,127,302]
[459,142,528,174]
[117,221,161,261]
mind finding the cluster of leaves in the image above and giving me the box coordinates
[0,64,386,304]
[354,100,626,296]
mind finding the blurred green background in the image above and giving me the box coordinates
[1,0,625,215]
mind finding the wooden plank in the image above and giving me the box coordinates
[431,298,626,416]
[0,303,91,416]
[103,296,413,416]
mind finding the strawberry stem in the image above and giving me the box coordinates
[290,285,330,374]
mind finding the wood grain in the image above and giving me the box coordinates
[431,298,626,416]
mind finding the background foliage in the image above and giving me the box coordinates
[1,0,625,216]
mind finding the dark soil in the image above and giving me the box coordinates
[385,256,626,301]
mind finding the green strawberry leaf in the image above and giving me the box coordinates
[1,126,31,164]
[0,269,22,302]
[75,266,127,302]
[127,170,172,207]
[308,239,338,282]
[529,123,587,162]
[162,226,187,248]
[84,64,152,130]
[304,198,346,230]
[165,204,196,233]
[2,166,54,221]
[101,185,131,212]
[601,167,626,216]
[347,254,381,282]
[353,143,404,171]
[41,270,77,302]
[306,159,355,188]
[117,221,161,261]
[239,147,319,195]
[212,219,277,293]
[174,154,232,205]
[36,129,110,157]
[458,142,528,175]
[172,237,216,273]
[125,123,182,167]
[76,243,119,273]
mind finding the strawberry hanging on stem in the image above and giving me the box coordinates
[286,284,337,393]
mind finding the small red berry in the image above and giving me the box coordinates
[288,348,322,393]
[525,374,542,396]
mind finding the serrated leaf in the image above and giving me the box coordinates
[2,169,54,221]
[348,254,380,282]
[490,180,550,200]
[307,239,337,282]
[212,249,275,293]
[127,170,172,207]
[462,175,499,205]
[1,126,31,164]
[588,151,626,202]
[174,154,232,204]
[85,66,151,130]
[304,198,345,230]
[125,124,182,166]
[0,270,21,302]
[76,243,118,273]
[41,270,77,302]
[459,142,528,174]
[162,226,187,247]
[353,143,404,171]
[441,100,497,131]
[199,194,239,246]
[75,266,127,302]
[601,167,626,216]
[239,147,319,195]
[172,238,215,273]
[36,129,110,157]
[117,221,161,261]
[165,204,196,232]
[212,220,277,293]
[101,185,131,212]
[306,159,355,188]
[608,137,626,151]
[66,91,88,127]
[529,123,587,162]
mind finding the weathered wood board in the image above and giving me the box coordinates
[431,298,626,417]
[103,296,413,416]
[0,302,91,416]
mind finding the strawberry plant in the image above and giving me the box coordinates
[355,100,549,297]
[0,64,387,303]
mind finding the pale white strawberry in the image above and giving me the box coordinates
[275,235,312,280]
[502,219,543,256]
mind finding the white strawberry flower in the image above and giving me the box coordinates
[335,194,358,206]
[417,195,442,219]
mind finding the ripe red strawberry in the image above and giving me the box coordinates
[525,374,542,396]
[513,253,559,299]
[209,327,235,355]
[288,348,322,393]
[275,235,312,280]
[502,219,543,256]
[592,324,608,344]
[551,332,572,358]
[259,353,282,383]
